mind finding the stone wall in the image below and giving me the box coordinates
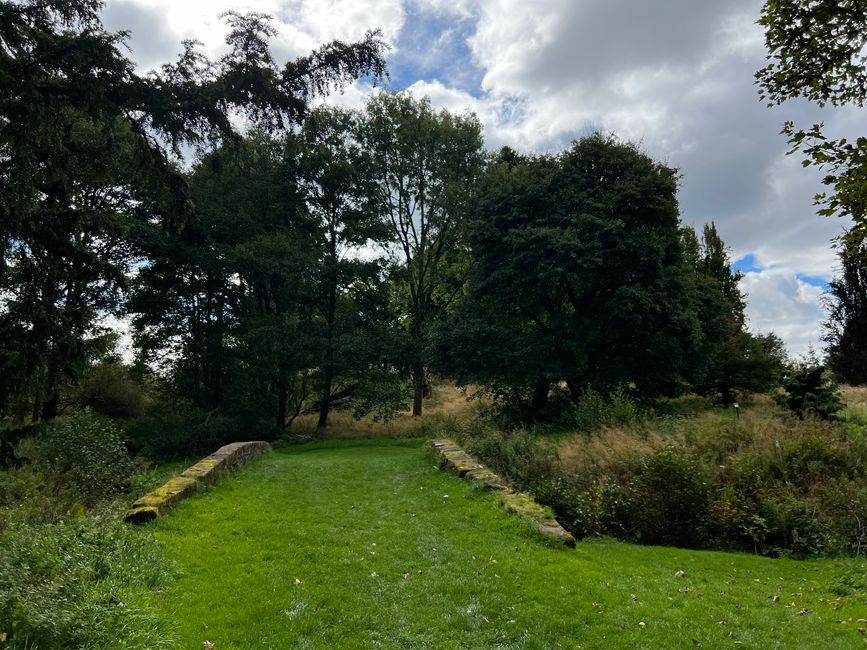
[125,441,270,524]
[430,439,575,547]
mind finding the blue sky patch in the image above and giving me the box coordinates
[387,4,484,95]
[732,253,762,274]
[796,273,830,291]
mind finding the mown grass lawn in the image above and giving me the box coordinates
[145,439,867,649]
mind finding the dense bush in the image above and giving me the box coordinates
[18,410,134,504]
[622,447,711,548]
[570,386,640,431]
[458,402,867,557]
[127,403,263,461]
[776,360,844,420]
[73,364,147,419]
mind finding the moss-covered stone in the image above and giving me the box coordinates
[429,438,575,547]
[124,505,159,523]
[126,441,270,524]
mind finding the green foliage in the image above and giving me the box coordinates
[777,356,845,420]
[0,509,172,649]
[623,448,711,548]
[18,410,133,504]
[465,398,867,556]
[682,223,783,402]
[0,0,387,422]
[73,363,146,419]
[571,386,640,430]
[466,429,557,488]
[757,0,867,239]
[433,134,701,416]
[824,240,867,385]
[127,401,263,462]
[359,92,485,416]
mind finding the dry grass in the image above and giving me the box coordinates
[555,394,855,478]
[290,381,483,439]
[842,385,867,406]
[842,385,867,425]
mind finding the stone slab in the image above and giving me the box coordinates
[429,439,576,547]
[125,441,270,524]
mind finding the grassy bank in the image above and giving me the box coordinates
[142,440,865,649]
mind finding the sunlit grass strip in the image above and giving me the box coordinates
[431,438,576,546]
[125,441,270,523]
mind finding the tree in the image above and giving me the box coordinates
[757,0,867,248]
[298,107,400,429]
[0,0,387,420]
[824,239,867,385]
[433,135,701,415]
[359,93,484,416]
[776,351,844,420]
[134,124,404,432]
[682,223,783,402]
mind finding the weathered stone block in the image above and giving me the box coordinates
[428,438,575,547]
[126,441,270,524]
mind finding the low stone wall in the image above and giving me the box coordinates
[430,439,575,547]
[125,441,270,524]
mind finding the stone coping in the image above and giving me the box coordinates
[430,439,576,547]
[125,441,270,524]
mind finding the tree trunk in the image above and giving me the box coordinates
[412,365,425,416]
[530,380,550,414]
[276,373,288,430]
[317,366,333,430]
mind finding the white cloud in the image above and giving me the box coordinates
[739,270,826,356]
[103,0,405,72]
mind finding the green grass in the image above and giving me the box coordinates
[143,439,867,649]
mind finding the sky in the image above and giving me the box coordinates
[101,0,860,357]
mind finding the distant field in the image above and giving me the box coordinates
[142,440,866,649]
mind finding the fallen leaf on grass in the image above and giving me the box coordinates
[292,577,302,585]
[771,595,780,603]
[402,572,410,580]
[203,641,215,650]
[675,570,685,578]
[797,609,812,616]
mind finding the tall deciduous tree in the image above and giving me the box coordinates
[359,93,484,416]
[433,135,701,415]
[0,0,386,420]
[299,107,398,429]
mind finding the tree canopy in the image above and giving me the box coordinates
[432,135,703,414]
[0,0,386,420]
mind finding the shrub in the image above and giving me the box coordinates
[467,429,557,489]
[0,466,81,532]
[0,508,172,649]
[534,477,630,540]
[571,386,640,431]
[622,447,711,548]
[19,410,134,504]
[708,487,771,552]
[772,430,853,488]
[127,404,251,461]
[776,360,844,420]
[74,364,147,419]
